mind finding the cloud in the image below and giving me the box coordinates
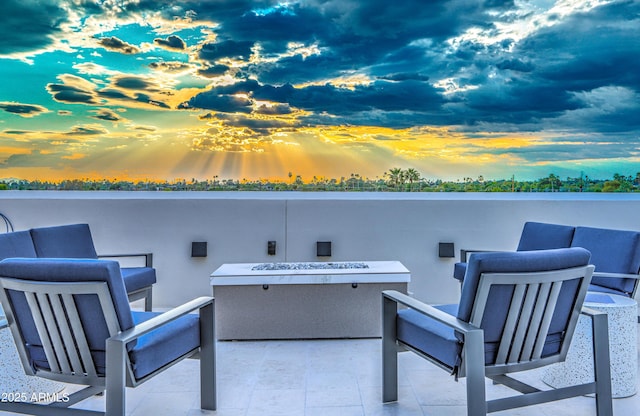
[453,0,640,132]
[1,0,639,181]
[181,77,443,128]
[96,36,140,54]
[198,40,255,62]
[90,109,125,122]
[46,74,101,105]
[0,0,68,55]
[0,102,49,117]
[112,76,157,90]
[149,61,193,73]
[154,35,187,50]
[197,64,231,78]
[66,124,109,136]
[182,92,253,113]
[46,73,174,109]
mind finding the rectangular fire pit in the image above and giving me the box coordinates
[210,261,410,340]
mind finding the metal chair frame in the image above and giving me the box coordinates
[98,253,154,311]
[0,277,215,416]
[383,264,613,416]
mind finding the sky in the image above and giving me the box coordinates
[0,0,638,182]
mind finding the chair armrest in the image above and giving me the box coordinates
[98,253,153,267]
[581,306,608,318]
[110,297,213,344]
[383,290,479,334]
[591,271,640,280]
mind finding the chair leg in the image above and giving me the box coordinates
[199,301,216,410]
[106,338,127,416]
[464,330,487,416]
[382,295,398,402]
[591,312,613,416]
[144,288,153,312]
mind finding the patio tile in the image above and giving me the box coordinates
[1,334,638,415]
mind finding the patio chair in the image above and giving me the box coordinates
[570,226,640,299]
[30,224,156,311]
[453,221,575,282]
[383,248,613,416]
[0,258,215,416]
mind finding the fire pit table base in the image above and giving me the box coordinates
[211,261,410,340]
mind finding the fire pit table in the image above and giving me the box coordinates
[210,261,410,340]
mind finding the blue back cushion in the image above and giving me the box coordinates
[458,248,591,345]
[571,226,640,294]
[30,224,98,259]
[0,231,37,260]
[516,222,575,251]
[0,258,135,371]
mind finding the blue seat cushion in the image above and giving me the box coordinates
[121,267,157,293]
[516,222,575,251]
[397,303,567,371]
[0,231,37,259]
[30,224,98,258]
[25,311,202,379]
[571,226,640,295]
[129,311,200,380]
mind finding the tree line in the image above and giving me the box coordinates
[1,170,640,192]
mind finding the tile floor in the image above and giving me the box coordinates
[2,332,639,416]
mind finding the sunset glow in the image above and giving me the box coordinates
[0,1,638,182]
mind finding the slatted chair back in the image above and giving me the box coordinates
[456,248,592,376]
[0,278,125,386]
[0,258,136,386]
[464,264,593,376]
[570,226,640,297]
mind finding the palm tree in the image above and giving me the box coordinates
[404,168,420,191]
[385,168,404,189]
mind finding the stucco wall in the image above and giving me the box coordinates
[2,191,640,307]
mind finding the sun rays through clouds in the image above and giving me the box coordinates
[0,0,638,182]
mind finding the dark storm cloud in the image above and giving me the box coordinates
[182,77,443,124]
[193,1,482,83]
[114,0,637,135]
[378,73,430,82]
[96,36,140,54]
[181,93,253,113]
[197,64,231,78]
[198,40,255,61]
[458,0,640,131]
[154,35,187,51]
[149,61,192,73]
[5,0,637,137]
[0,0,68,54]
[175,0,523,128]
[255,103,293,115]
[0,102,48,117]
[496,59,534,73]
